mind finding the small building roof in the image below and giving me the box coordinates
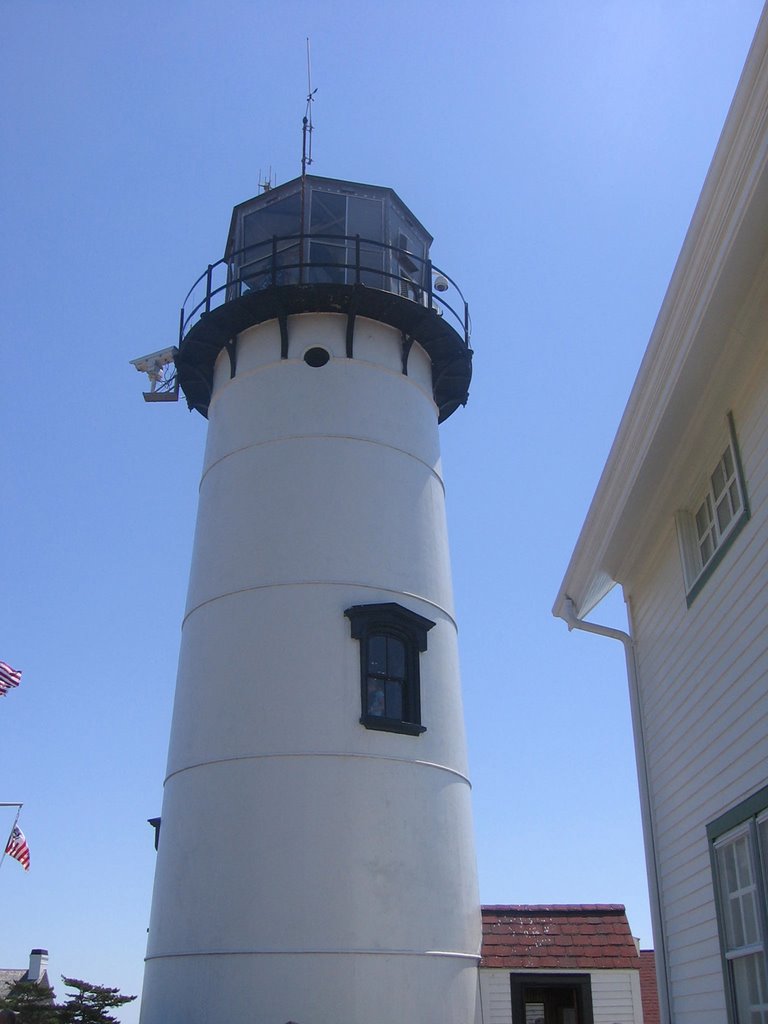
[480,904,640,970]
[0,970,26,999]
[0,950,52,1000]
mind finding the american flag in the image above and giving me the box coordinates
[5,825,30,871]
[0,661,22,696]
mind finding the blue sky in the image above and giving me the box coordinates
[2,2,764,1019]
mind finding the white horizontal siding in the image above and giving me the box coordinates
[479,970,512,1024]
[626,350,768,1023]
[591,969,644,1024]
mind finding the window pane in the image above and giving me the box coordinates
[243,195,301,250]
[730,481,742,515]
[759,817,768,888]
[368,636,387,675]
[310,191,346,236]
[700,531,715,566]
[308,241,346,284]
[723,445,735,481]
[348,196,383,242]
[717,495,735,533]
[718,836,760,949]
[365,633,408,721]
[696,497,713,540]
[387,637,406,680]
[735,833,751,885]
[718,843,743,947]
[724,843,740,897]
[712,459,726,499]
[385,681,403,720]
[367,678,386,717]
[238,196,303,288]
[732,953,768,1024]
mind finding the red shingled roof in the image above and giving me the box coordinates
[481,905,640,970]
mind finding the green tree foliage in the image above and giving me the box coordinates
[0,978,58,1024]
[56,978,135,1024]
[0,977,135,1024]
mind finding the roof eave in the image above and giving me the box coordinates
[554,11,768,622]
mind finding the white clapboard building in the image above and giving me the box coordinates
[554,9,768,1024]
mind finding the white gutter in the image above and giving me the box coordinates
[561,597,672,1024]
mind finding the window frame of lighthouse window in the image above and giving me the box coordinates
[344,603,435,736]
[675,413,750,608]
[707,785,768,1024]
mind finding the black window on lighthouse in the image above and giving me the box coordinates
[344,603,435,736]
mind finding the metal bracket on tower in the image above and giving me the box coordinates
[400,332,414,376]
[278,311,290,359]
[346,295,360,359]
[224,337,238,379]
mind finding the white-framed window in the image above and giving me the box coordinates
[676,413,749,606]
[708,787,768,1024]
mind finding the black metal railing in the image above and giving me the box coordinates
[178,233,471,348]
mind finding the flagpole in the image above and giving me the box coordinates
[0,803,23,872]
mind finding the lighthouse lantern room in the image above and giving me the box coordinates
[139,173,481,1024]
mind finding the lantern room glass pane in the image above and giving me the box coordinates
[243,194,301,254]
[309,191,345,283]
[241,193,302,290]
[348,196,383,242]
[349,196,385,287]
[310,191,346,236]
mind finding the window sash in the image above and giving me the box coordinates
[695,443,743,569]
[710,791,768,1024]
[676,413,750,605]
[716,829,762,951]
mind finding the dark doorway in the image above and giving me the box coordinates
[510,973,594,1024]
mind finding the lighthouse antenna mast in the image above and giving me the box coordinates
[301,36,316,181]
[299,37,316,282]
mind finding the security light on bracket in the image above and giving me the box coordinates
[130,347,179,403]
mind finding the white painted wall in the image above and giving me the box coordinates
[624,339,768,1023]
[479,968,514,1024]
[590,969,645,1024]
[141,314,481,1024]
[479,968,644,1024]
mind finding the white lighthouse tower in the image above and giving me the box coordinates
[139,173,481,1024]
